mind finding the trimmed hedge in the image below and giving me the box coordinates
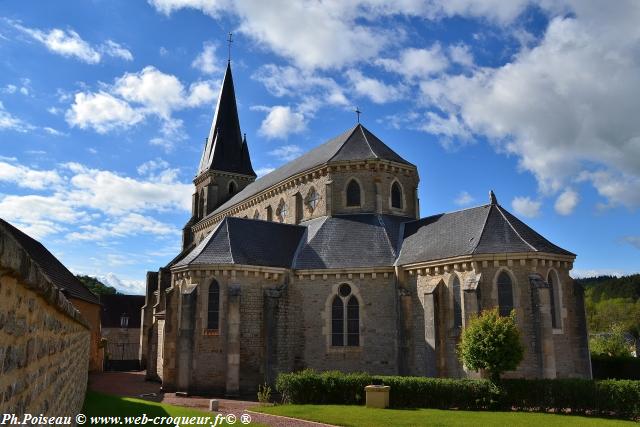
[592,354,640,380]
[276,370,640,419]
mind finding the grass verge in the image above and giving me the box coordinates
[254,404,638,426]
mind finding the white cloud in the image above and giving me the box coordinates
[148,0,227,17]
[137,158,170,175]
[253,64,349,106]
[98,272,145,294]
[346,69,404,104]
[257,105,306,139]
[448,43,474,67]
[554,188,579,215]
[43,126,66,136]
[377,45,449,79]
[418,2,640,208]
[0,101,31,132]
[0,158,192,240]
[192,41,221,74]
[65,91,144,133]
[421,112,471,142]
[255,167,275,177]
[16,25,101,63]
[511,196,541,218]
[101,40,133,61]
[0,159,62,189]
[571,269,625,279]
[66,67,216,140]
[454,191,475,206]
[269,145,303,162]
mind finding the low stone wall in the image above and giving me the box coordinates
[0,228,91,418]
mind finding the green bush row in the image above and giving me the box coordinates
[275,370,640,419]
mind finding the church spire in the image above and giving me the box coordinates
[197,61,256,177]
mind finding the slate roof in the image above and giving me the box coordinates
[293,214,411,269]
[100,294,145,328]
[0,218,100,304]
[198,62,255,177]
[396,202,574,265]
[206,124,413,218]
[174,217,306,268]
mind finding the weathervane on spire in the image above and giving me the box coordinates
[355,106,362,124]
[227,32,233,63]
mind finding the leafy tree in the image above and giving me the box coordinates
[458,309,524,383]
[76,274,118,296]
[589,323,633,357]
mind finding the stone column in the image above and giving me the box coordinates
[462,274,481,328]
[325,181,333,216]
[529,274,556,379]
[176,283,197,393]
[375,179,382,213]
[423,287,440,377]
[264,288,281,385]
[226,284,241,396]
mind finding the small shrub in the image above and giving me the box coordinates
[590,324,634,357]
[257,383,272,404]
[458,309,524,383]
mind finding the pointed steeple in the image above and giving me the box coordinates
[198,62,256,177]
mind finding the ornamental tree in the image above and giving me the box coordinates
[458,308,524,383]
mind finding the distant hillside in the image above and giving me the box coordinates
[577,274,640,302]
[76,274,119,296]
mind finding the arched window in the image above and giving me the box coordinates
[276,199,288,223]
[253,210,260,220]
[266,206,273,222]
[548,271,560,328]
[331,284,360,347]
[207,280,220,330]
[391,181,403,209]
[228,181,237,197]
[331,296,344,346]
[199,189,205,218]
[346,179,361,207]
[497,271,514,317]
[452,275,462,328]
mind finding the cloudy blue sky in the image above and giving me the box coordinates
[1,0,638,293]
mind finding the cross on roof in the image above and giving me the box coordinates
[227,32,233,63]
[355,107,362,123]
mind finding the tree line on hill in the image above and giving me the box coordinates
[76,274,120,296]
[577,274,640,357]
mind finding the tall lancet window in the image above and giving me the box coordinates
[331,284,360,347]
[391,181,403,209]
[207,280,220,330]
[346,179,361,207]
[452,275,462,328]
[199,189,205,218]
[228,181,237,197]
[497,271,514,317]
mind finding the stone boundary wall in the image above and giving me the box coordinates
[0,226,90,418]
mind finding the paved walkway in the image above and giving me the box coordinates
[89,371,334,427]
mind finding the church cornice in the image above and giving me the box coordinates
[399,252,576,277]
[193,170,255,186]
[191,158,418,233]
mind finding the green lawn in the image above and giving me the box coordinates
[254,404,638,427]
[83,390,266,426]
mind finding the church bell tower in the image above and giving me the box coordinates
[182,60,256,249]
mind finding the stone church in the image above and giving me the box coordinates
[140,61,591,396]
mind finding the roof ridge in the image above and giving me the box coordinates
[495,204,538,252]
[471,204,494,254]
[223,218,235,264]
[327,124,362,162]
[358,124,377,159]
[375,214,397,257]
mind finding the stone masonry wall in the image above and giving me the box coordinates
[0,274,89,418]
[403,257,590,379]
